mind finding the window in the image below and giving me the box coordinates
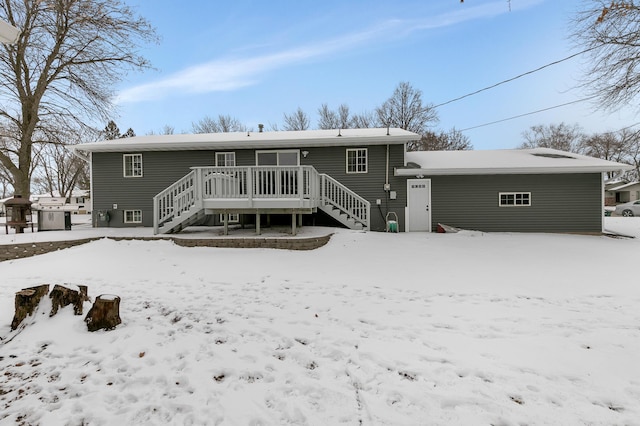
[499,192,531,207]
[215,152,236,166]
[346,148,367,173]
[123,154,143,177]
[256,150,299,166]
[219,213,239,223]
[124,210,142,223]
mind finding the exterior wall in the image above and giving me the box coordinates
[91,144,408,231]
[426,173,603,233]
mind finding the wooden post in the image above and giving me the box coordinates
[49,284,89,317]
[291,212,297,236]
[85,294,122,332]
[11,285,50,330]
[256,211,261,235]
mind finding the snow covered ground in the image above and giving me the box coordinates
[1,218,640,425]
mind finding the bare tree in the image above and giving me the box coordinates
[283,107,310,131]
[375,82,439,134]
[520,123,585,152]
[32,143,89,200]
[317,103,352,129]
[581,127,640,179]
[350,111,379,129]
[412,128,473,151]
[192,115,245,133]
[0,0,157,199]
[572,1,640,112]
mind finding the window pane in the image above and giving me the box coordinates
[257,152,278,165]
[278,152,298,165]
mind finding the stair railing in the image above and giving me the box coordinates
[320,174,370,229]
[153,169,200,234]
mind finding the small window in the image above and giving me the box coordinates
[124,210,142,223]
[123,154,143,177]
[346,148,367,173]
[499,192,531,207]
[215,152,236,166]
[219,213,239,223]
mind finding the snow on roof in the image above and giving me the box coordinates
[32,189,90,200]
[398,148,633,176]
[73,128,420,153]
[607,181,640,191]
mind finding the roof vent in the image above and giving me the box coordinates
[532,153,575,159]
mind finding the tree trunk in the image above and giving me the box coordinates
[49,284,89,317]
[10,285,50,330]
[84,295,122,332]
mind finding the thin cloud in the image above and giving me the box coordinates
[116,0,542,104]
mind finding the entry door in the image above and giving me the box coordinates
[407,179,431,232]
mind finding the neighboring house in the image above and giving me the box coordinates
[604,178,629,205]
[606,181,640,204]
[72,129,631,235]
[31,190,92,214]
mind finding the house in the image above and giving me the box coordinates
[72,128,415,233]
[72,128,631,235]
[606,181,640,204]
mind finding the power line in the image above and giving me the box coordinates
[458,96,598,132]
[434,47,598,109]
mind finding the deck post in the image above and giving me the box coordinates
[223,213,228,236]
[256,211,261,235]
[291,212,297,236]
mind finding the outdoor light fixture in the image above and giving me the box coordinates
[0,19,20,44]
[302,151,309,158]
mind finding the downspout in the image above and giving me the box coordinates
[385,144,389,188]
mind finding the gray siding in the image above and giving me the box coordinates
[428,173,603,233]
[91,145,408,230]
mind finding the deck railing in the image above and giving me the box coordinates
[197,166,319,200]
[153,165,369,233]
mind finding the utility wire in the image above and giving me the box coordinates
[434,46,599,109]
[458,96,598,132]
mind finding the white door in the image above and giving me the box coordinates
[407,179,431,232]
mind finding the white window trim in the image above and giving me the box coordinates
[499,192,531,207]
[219,213,239,223]
[124,209,142,223]
[255,149,300,166]
[346,148,368,174]
[215,152,236,166]
[123,154,143,178]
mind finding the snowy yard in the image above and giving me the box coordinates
[1,218,640,425]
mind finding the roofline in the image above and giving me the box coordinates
[395,165,633,176]
[73,128,419,154]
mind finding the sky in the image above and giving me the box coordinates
[1,217,640,424]
[110,0,640,150]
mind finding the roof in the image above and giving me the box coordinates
[608,181,640,192]
[72,128,420,154]
[396,148,633,176]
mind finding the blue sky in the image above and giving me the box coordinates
[113,0,638,150]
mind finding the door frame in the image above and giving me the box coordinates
[406,178,432,232]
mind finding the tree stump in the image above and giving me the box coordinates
[49,284,89,317]
[10,285,50,330]
[84,295,121,332]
